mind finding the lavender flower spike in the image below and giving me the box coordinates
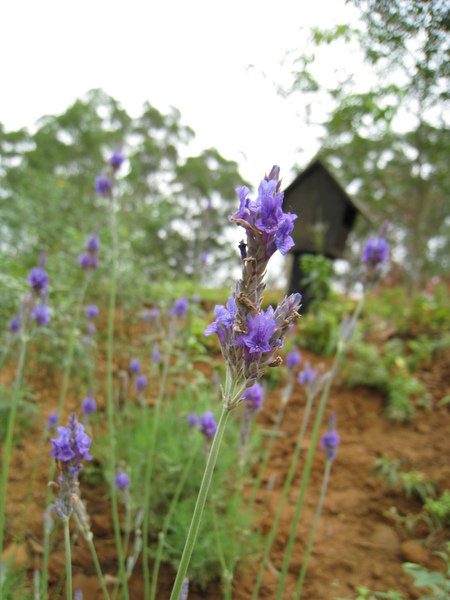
[199,412,217,439]
[168,297,189,319]
[31,304,51,327]
[81,395,97,415]
[129,358,142,375]
[135,375,148,393]
[285,347,302,369]
[320,413,340,461]
[85,304,99,319]
[115,469,130,490]
[95,173,112,196]
[242,382,265,413]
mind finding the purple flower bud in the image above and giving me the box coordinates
[95,174,112,196]
[81,396,96,415]
[168,297,189,319]
[129,359,141,375]
[85,304,99,319]
[151,345,161,365]
[27,267,49,294]
[361,237,390,266]
[200,252,208,265]
[320,414,340,460]
[86,235,100,254]
[109,151,125,171]
[242,382,265,412]
[47,412,59,431]
[135,375,147,393]
[88,323,96,335]
[50,415,92,463]
[9,317,20,333]
[285,348,302,369]
[233,308,277,358]
[31,304,51,326]
[199,412,217,439]
[187,412,198,427]
[115,469,130,490]
[298,362,316,385]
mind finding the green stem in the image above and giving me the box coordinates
[149,436,200,600]
[63,519,72,600]
[293,460,333,600]
[74,514,110,600]
[169,406,230,600]
[143,332,174,600]
[0,335,29,600]
[42,275,90,597]
[106,206,129,600]
[251,386,316,600]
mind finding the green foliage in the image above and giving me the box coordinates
[385,374,426,423]
[373,454,402,487]
[425,490,450,528]
[374,455,435,503]
[295,297,347,356]
[0,563,34,600]
[299,254,333,309]
[340,341,389,389]
[337,586,404,599]
[403,542,450,599]
[0,384,40,443]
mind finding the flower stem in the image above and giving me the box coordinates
[293,460,333,600]
[149,435,200,600]
[0,334,29,600]
[63,519,72,600]
[74,514,110,600]
[169,406,230,600]
[251,387,315,600]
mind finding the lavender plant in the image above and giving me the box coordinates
[170,166,301,599]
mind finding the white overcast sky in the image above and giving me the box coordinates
[1,0,363,188]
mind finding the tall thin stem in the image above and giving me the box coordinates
[63,520,72,600]
[169,406,230,600]
[0,335,28,600]
[293,460,333,600]
[106,205,129,600]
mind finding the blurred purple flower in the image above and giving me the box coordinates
[85,304,99,319]
[168,297,189,319]
[115,469,130,490]
[361,237,390,267]
[199,412,217,439]
[285,348,302,369]
[9,317,20,333]
[109,151,125,171]
[88,323,96,335]
[31,304,51,326]
[298,362,316,385]
[129,359,141,375]
[95,174,112,196]
[27,267,49,294]
[320,414,340,461]
[135,375,148,393]
[242,382,265,412]
[81,396,97,415]
[187,412,199,427]
[47,412,59,431]
[151,344,161,364]
[86,235,100,254]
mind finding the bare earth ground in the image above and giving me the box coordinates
[2,337,449,600]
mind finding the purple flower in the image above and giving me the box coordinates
[200,252,208,265]
[151,345,161,364]
[234,308,277,358]
[204,295,237,346]
[95,174,112,196]
[199,412,217,439]
[168,297,189,319]
[31,304,51,326]
[87,323,96,335]
[135,375,148,393]
[27,267,49,294]
[320,414,340,460]
[115,469,130,490]
[79,253,93,270]
[81,396,96,415]
[50,415,92,463]
[109,151,125,171]
[242,382,265,412]
[254,180,284,235]
[187,412,199,427]
[9,317,20,333]
[361,237,390,266]
[47,412,59,431]
[286,348,302,369]
[298,362,316,385]
[85,304,99,319]
[129,359,141,375]
[86,235,100,254]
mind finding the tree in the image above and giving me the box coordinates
[0,89,246,290]
[284,0,450,290]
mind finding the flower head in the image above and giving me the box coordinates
[168,297,189,319]
[135,375,147,393]
[234,308,277,358]
[27,267,49,295]
[187,412,199,427]
[115,469,130,490]
[81,396,97,415]
[86,235,100,254]
[109,151,125,171]
[95,174,112,196]
[9,317,20,333]
[242,382,265,412]
[31,304,51,326]
[85,304,99,319]
[298,362,316,385]
[151,344,161,365]
[199,412,217,439]
[286,347,302,369]
[47,412,59,431]
[129,359,141,375]
[320,414,340,460]
[50,414,92,464]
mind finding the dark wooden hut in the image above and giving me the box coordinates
[283,159,368,309]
